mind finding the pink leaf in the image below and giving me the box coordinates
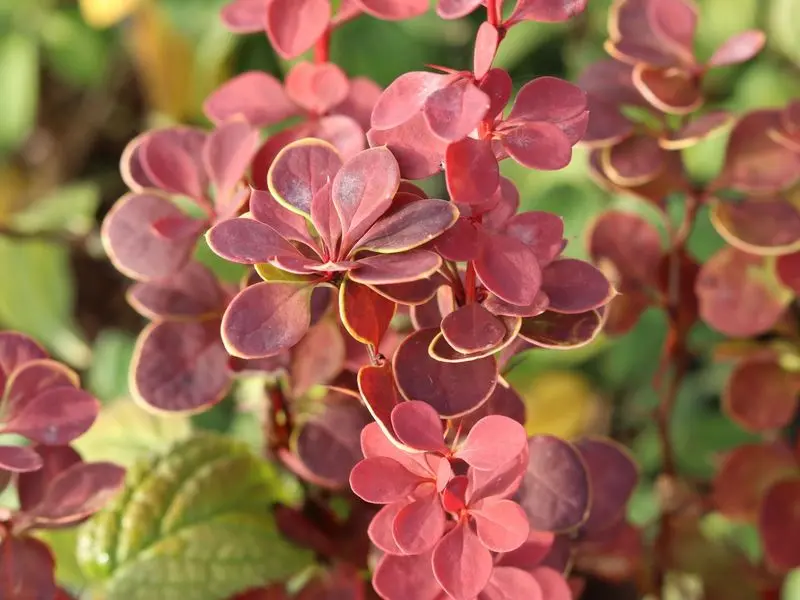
[349,456,421,503]
[3,388,99,445]
[265,0,331,59]
[393,485,447,554]
[445,137,499,205]
[495,530,556,570]
[424,79,490,141]
[468,447,529,503]
[504,212,564,267]
[530,567,572,600]
[221,282,313,358]
[390,401,447,453]
[367,113,448,179]
[441,303,506,354]
[369,502,407,555]
[708,29,766,67]
[203,120,260,205]
[507,0,588,23]
[646,0,698,62]
[249,189,316,245]
[140,128,207,200]
[0,446,42,473]
[359,421,432,478]
[334,76,383,132]
[150,215,205,241]
[474,22,499,79]
[332,147,400,249]
[349,251,441,285]
[502,122,573,170]
[285,62,350,115]
[373,551,442,600]
[268,139,343,216]
[308,114,367,161]
[437,0,484,19]
[355,198,458,253]
[456,416,527,471]
[220,0,267,33]
[203,71,296,126]
[206,217,302,264]
[472,498,530,552]
[356,0,429,20]
[371,72,447,131]
[479,567,543,600]
[475,234,541,306]
[432,520,494,600]
[508,76,587,124]
[478,68,513,121]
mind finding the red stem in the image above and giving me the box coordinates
[486,0,501,26]
[465,261,477,303]
[314,27,331,63]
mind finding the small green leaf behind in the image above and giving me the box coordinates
[77,433,313,600]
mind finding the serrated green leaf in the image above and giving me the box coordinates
[85,329,137,403]
[9,180,101,236]
[77,434,312,600]
[0,31,38,152]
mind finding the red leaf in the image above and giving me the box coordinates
[467,445,529,502]
[340,279,396,347]
[369,502,407,555]
[518,435,590,532]
[0,536,56,599]
[0,446,42,473]
[349,250,441,285]
[206,217,302,264]
[101,193,199,280]
[220,0,267,33]
[483,291,549,318]
[432,520,493,600]
[359,422,431,478]
[455,415,527,471]
[423,79,490,142]
[332,147,400,249]
[285,62,349,115]
[777,251,800,294]
[203,120,260,204]
[435,218,483,262]
[632,65,702,115]
[357,363,405,442]
[17,445,82,513]
[504,211,565,267]
[268,138,343,216]
[445,138,499,205]
[393,328,498,418]
[507,0,589,24]
[349,456,421,503]
[441,303,506,354]
[724,357,800,432]
[222,282,313,358]
[759,478,800,570]
[373,551,442,600]
[289,320,346,397]
[132,320,232,412]
[203,71,296,126]
[473,22,499,80]
[541,258,614,314]
[390,401,447,453]
[459,383,526,432]
[602,134,666,186]
[0,332,46,391]
[479,567,543,600]
[367,113,448,179]
[502,122,573,170]
[3,360,78,418]
[478,68,513,121]
[356,0,429,19]
[356,198,458,253]
[518,309,604,349]
[249,189,315,245]
[140,127,207,200]
[472,498,531,552]
[508,76,587,125]
[475,234,541,306]
[265,0,331,59]
[371,72,447,131]
[334,76,383,131]
[2,386,98,445]
[709,196,800,257]
[26,462,125,527]
[127,261,227,320]
[393,486,447,554]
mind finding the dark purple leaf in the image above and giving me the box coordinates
[355,199,458,254]
[17,445,82,512]
[475,234,541,306]
[0,446,42,473]
[541,259,614,314]
[518,310,604,349]
[349,250,441,285]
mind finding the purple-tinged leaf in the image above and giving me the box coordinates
[445,138,499,206]
[432,520,493,600]
[659,110,733,150]
[371,273,446,306]
[119,133,157,192]
[3,388,98,445]
[289,320,345,397]
[723,357,800,432]
[468,445,529,502]
[709,30,765,67]
[127,261,227,320]
[483,291,550,318]
[441,303,506,354]
[542,259,614,314]
[349,250,441,285]
[456,416,527,471]
[249,189,315,245]
[496,530,557,570]
[265,0,330,59]
[356,0,429,19]
[0,332,46,390]
[356,199,458,254]
[101,193,199,281]
[428,316,521,364]
[479,567,543,600]
[393,485,447,554]
[502,122,573,170]
[373,550,442,600]
[132,320,232,413]
[285,61,349,115]
[424,78,490,142]
[709,195,800,257]
[530,567,572,600]
[459,382,526,431]
[369,502,407,555]
[518,310,604,349]
[0,446,42,473]
[371,71,447,131]
[26,462,125,527]
[0,536,57,599]
[340,279,395,346]
[207,217,302,264]
[393,328,498,418]
[506,0,589,24]
[220,0,266,33]
[268,138,343,216]
[504,211,564,267]
[472,497,530,552]
[390,401,447,453]
[17,445,82,512]
[508,76,587,124]
[434,217,483,262]
[349,457,421,503]
[222,282,313,358]
[295,398,369,488]
[310,182,341,254]
[367,113,448,180]
[602,134,666,185]
[518,435,590,532]
[647,0,697,60]
[759,478,800,570]
[3,360,78,417]
[332,147,400,250]
[476,234,541,306]
[576,438,639,535]
[204,71,296,126]
[632,65,702,115]
[203,120,260,205]
[140,128,207,199]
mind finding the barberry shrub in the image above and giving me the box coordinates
[50,0,796,599]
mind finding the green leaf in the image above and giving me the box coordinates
[85,330,137,403]
[34,528,88,590]
[10,180,101,236]
[77,433,313,600]
[0,31,38,152]
[39,8,111,87]
[0,237,90,367]
[784,569,800,600]
[769,0,800,67]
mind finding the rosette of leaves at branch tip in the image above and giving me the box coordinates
[102,120,261,281]
[77,434,314,600]
[0,331,101,472]
[0,445,125,598]
[205,138,458,359]
[205,61,381,174]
